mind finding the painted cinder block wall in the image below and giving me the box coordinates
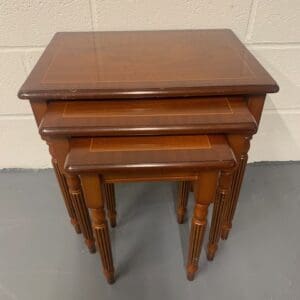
[1,0,299,168]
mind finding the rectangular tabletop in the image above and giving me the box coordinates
[40,96,257,136]
[19,30,278,100]
[66,135,236,174]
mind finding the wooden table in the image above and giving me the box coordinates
[18,29,278,270]
[65,135,237,283]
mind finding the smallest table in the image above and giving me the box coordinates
[65,135,236,283]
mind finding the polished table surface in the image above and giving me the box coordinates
[66,135,235,173]
[40,96,257,137]
[18,29,279,283]
[19,29,278,100]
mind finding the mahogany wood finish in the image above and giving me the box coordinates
[18,30,278,100]
[104,183,117,228]
[65,174,96,253]
[44,137,81,234]
[38,94,257,243]
[178,170,235,265]
[187,171,218,280]
[18,30,279,282]
[29,101,81,235]
[65,135,236,283]
[65,135,235,174]
[221,134,251,240]
[207,170,234,260]
[45,137,95,252]
[40,97,257,137]
[81,174,115,284]
[52,158,81,234]
[177,181,190,224]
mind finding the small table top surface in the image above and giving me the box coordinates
[66,135,235,173]
[19,29,278,100]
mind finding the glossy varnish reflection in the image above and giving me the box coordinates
[65,135,237,174]
[66,135,237,283]
[18,30,279,283]
[40,97,257,137]
[19,30,278,100]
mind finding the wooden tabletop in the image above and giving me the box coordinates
[65,135,236,173]
[19,29,278,100]
[40,96,257,137]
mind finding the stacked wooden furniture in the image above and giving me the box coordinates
[18,30,278,283]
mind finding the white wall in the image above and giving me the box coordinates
[0,0,299,168]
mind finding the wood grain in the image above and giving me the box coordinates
[65,135,236,174]
[18,30,278,100]
[40,96,257,137]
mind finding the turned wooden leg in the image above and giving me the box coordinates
[177,181,190,224]
[81,174,115,284]
[221,135,251,240]
[52,159,81,234]
[45,138,81,234]
[65,174,96,253]
[186,171,218,281]
[221,156,247,240]
[187,203,209,281]
[207,170,234,261]
[91,208,115,284]
[104,183,117,228]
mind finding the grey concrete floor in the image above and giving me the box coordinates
[0,163,299,300]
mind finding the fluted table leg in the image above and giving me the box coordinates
[221,135,251,240]
[45,139,81,234]
[187,203,209,281]
[104,183,117,228]
[52,159,81,234]
[91,208,115,284]
[187,171,218,281]
[177,181,190,224]
[65,174,96,253]
[221,155,247,240]
[207,170,234,260]
[81,174,115,284]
